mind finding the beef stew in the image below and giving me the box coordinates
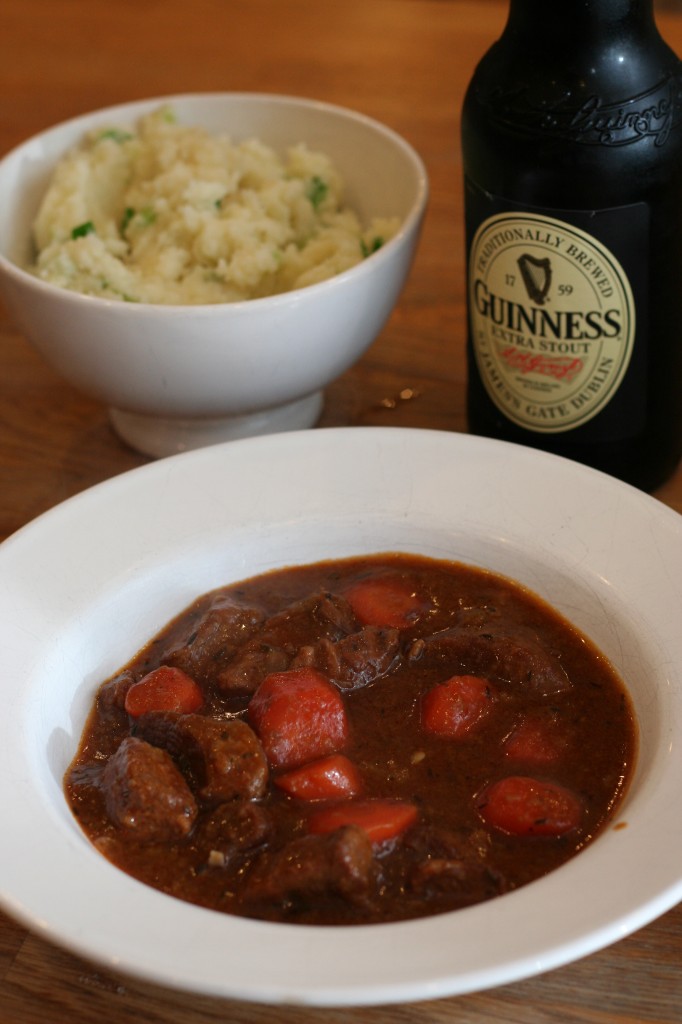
[65,553,637,925]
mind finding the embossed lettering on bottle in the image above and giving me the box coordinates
[482,74,682,146]
[468,212,636,433]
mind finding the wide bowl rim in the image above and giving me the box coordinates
[0,426,681,1007]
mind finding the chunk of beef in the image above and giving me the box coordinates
[197,801,274,867]
[215,643,290,695]
[166,596,265,684]
[291,626,400,690]
[308,591,359,635]
[404,825,507,904]
[256,591,359,652]
[98,669,135,714]
[242,825,374,908]
[418,626,571,696]
[102,736,198,842]
[133,712,268,804]
[94,671,135,738]
[215,591,358,695]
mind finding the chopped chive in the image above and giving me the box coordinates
[120,207,135,233]
[98,129,133,143]
[71,221,95,239]
[120,207,156,231]
[306,175,328,210]
[361,236,384,258]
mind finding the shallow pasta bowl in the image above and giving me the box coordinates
[0,426,681,1006]
[0,94,427,457]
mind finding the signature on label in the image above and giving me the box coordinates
[500,348,584,383]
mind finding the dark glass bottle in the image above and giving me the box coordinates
[461,0,682,490]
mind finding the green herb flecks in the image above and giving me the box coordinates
[121,207,157,233]
[120,207,135,233]
[98,129,134,144]
[71,221,96,239]
[306,176,328,210]
[361,236,385,258]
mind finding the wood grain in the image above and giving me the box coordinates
[1,1,681,1020]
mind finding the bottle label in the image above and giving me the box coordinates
[469,210,639,434]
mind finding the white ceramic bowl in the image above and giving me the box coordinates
[1,426,681,1007]
[0,94,428,457]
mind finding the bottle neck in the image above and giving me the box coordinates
[505,0,656,34]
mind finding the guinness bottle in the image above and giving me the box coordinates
[461,0,682,490]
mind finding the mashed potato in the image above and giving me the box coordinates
[30,106,400,305]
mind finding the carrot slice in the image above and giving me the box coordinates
[477,775,582,837]
[274,753,362,801]
[308,798,418,844]
[248,667,348,770]
[504,715,566,765]
[123,665,204,718]
[344,577,425,629]
[422,674,495,738]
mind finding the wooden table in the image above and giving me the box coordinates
[2,1,682,1021]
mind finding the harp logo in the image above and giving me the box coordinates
[518,254,552,305]
[468,211,635,433]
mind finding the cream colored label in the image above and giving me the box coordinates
[469,212,636,433]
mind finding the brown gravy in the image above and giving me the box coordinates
[65,553,637,925]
